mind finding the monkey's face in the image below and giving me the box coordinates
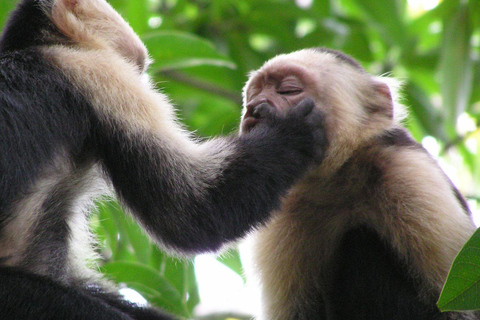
[241,63,325,134]
[241,49,397,150]
[241,66,310,133]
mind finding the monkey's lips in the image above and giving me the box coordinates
[241,116,259,133]
[242,101,278,133]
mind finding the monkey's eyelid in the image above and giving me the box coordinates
[276,80,304,94]
[276,88,303,95]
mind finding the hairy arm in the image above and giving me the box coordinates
[96,99,324,254]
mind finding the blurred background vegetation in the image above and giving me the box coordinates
[2,0,480,318]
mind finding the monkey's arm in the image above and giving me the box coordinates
[42,46,325,254]
[96,100,324,254]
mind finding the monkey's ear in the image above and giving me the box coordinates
[368,81,394,119]
[375,82,392,101]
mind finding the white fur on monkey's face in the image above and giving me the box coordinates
[240,49,403,154]
[241,50,321,133]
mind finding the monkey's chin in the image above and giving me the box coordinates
[241,117,259,134]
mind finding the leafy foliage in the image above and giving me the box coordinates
[438,228,480,311]
[2,0,480,317]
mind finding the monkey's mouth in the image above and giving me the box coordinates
[241,106,262,133]
[241,116,259,133]
[242,101,281,133]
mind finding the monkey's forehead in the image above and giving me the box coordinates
[245,49,350,92]
[258,48,365,76]
[260,49,334,71]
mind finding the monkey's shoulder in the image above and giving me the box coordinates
[286,127,447,208]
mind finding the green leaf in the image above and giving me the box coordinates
[186,262,200,313]
[403,81,448,142]
[102,261,190,317]
[143,31,236,72]
[217,248,246,283]
[125,0,149,34]
[98,202,136,262]
[439,5,473,137]
[312,0,331,17]
[438,228,480,311]
[96,201,119,251]
[152,73,240,136]
[0,0,15,32]
[349,0,408,46]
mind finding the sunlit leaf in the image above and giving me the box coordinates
[143,31,236,72]
[98,201,136,262]
[438,228,480,311]
[404,81,448,142]
[349,0,408,46]
[0,0,16,31]
[217,248,246,283]
[439,5,473,137]
[102,261,191,317]
[186,263,200,313]
[126,0,149,34]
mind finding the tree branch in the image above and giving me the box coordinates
[157,70,242,105]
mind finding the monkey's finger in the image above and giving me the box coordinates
[253,102,277,121]
[305,108,327,164]
[289,98,315,118]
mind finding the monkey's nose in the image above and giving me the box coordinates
[245,99,265,117]
[242,100,270,134]
[245,98,275,119]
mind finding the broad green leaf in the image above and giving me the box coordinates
[217,248,246,283]
[97,201,119,253]
[404,81,448,142]
[153,74,240,136]
[99,201,136,262]
[333,18,373,63]
[150,248,200,314]
[312,0,331,17]
[150,246,166,271]
[99,201,156,265]
[349,0,408,46]
[143,31,236,72]
[126,0,149,34]
[439,5,473,137]
[162,258,200,314]
[438,228,480,311]
[457,144,476,175]
[162,258,188,299]
[102,261,190,317]
[114,209,152,264]
[409,0,460,36]
[101,261,180,298]
[186,262,200,313]
[0,0,15,31]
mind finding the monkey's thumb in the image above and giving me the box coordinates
[291,98,315,118]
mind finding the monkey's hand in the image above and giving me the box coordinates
[250,98,327,165]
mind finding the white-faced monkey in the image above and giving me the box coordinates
[241,48,477,320]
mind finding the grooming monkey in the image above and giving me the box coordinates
[0,1,327,319]
[241,48,477,320]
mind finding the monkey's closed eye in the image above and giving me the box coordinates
[276,89,303,95]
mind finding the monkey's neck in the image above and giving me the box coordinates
[316,141,358,178]
[315,131,384,178]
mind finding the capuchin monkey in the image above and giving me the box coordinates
[0,1,327,319]
[241,48,478,320]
